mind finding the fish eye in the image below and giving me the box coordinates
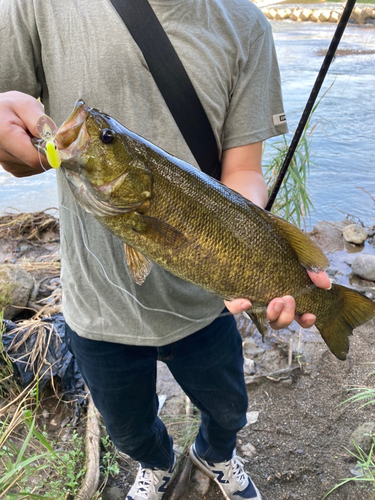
[100,128,115,144]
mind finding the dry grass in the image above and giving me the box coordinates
[19,259,61,274]
[0,209,59,243]
[5,316,61,383]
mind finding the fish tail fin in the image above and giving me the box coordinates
[315,284,375,360]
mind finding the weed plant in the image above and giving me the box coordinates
[0,316,86,499]
[263,131,315,229]
[262,91,332,229]
[100,434,120,480]
[162,411,201,454]
[0,407,86,499]
[324,364,375,497]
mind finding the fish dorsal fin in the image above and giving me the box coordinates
[264,210,329,272]
[124,243,153,285]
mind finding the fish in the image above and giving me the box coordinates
[35,99,375,361]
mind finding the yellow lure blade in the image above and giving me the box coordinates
[45,141,61,169]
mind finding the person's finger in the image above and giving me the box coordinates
[295,313,316,329]
[1,159,48,177]
[307,270,331,289]
[267,295,295,330]
[0,118,45,169]
[0,92,46,169]
[0,148,50,174]
[224,298,252,315]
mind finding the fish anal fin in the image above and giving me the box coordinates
[247,304,269,339]
[124,243,153,285]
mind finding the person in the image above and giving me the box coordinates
[0,1,330,499]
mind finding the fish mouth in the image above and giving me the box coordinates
[31,99,90,162]
[54,99,90,161]
[33,100,136,217]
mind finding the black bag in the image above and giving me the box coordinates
[109,0,221,180]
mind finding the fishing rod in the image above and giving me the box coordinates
[266,0,357,212]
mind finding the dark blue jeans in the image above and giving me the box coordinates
[65,311,248,470]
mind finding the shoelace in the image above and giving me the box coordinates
[135,468,159,498]
[223,454,249,489]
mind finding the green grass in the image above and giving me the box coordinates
[323,440,375,497]
[324,364,375,497]
[0,407,87,499]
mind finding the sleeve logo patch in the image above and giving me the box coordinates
[273,113,287,126]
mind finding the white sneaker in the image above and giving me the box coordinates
[189,443,262,499]
[126,457,177,500]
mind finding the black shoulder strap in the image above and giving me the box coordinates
[108,0,221,180]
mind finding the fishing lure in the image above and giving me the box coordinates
[45,141,61,169]
[36,115,61,169]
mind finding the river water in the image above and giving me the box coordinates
[269,20,375,230]
[0,20,374,231]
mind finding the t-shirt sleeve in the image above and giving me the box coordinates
[0,0,43,97]
[222,26,288,150]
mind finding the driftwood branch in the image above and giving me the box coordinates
[168,458,192,500]
[245,365,301,385]
[75,394,101,500]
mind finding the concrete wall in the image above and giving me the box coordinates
[261,5,375,24]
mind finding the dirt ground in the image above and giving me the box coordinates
[103,318,375,500]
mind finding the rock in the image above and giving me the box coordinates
[243,356,256,375]
[192,467,211,497]
[0,264,34,319]
[362,6,374,21]
[102,486,123,500]
[268,8,278,20]
[318,10,331,22]
[290,9,302,21]
[243,338,265,357]
[329,11,341,23]
[350,6,363,22]
[240,442,257,459]
[246,411,259,425]
[309,220,351,253]
[348,422,375,455]
[300,9,312,21]
[352,254,375,282]
[262,7,276,20]
[352,6,373,24]
[275,9,291,20]
[310,10,321,22]
[343,224,368,245]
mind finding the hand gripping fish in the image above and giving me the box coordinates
[34,100,375,361]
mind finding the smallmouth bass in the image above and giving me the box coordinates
[39,100,375,360]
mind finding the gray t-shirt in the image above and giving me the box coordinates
[0,0,287,345]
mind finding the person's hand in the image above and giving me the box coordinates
[0,91,50,177]
[224,270,331,329]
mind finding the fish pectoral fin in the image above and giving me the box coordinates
[247,304,269,339]
[124,244,153,285]
[261,209,329,272]
[134,214,188,249]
